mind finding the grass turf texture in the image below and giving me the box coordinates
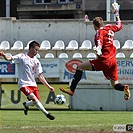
[0,110,132,133]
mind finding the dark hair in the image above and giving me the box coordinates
[29,41,40,50]
[93,17,104,28]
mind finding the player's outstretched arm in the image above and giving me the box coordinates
[38,73,54,92]
[0,51,12,61]
[112,2,121,21]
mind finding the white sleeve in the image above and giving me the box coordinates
[11,53,23,64]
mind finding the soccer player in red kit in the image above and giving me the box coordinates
[60,2,130,101]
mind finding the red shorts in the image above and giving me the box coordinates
[20,86,40,100]
[90,57,118,81]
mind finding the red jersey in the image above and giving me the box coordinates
[94,21,122,60]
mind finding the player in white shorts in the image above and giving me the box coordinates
[0,41,55,120]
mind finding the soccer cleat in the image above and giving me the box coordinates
[46,113,55,120]
[59,87,74,96]
[23,102,29,115]
[124,84,130,101]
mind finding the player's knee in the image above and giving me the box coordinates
[32,99,39,104]
[27,93,38,103]
[76,65,81,71]
[91,65,95,71]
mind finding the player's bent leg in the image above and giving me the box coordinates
[111,80,130,101]
[28,93,55,120]
[60,61,93,95]
[114,83,130,100]
[59,70,82,96]
[35,100,55,120]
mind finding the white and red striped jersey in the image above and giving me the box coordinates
[11,52,43,88]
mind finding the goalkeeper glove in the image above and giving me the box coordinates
[112,2,120,17]
[93,46,102,56]
[112,2,120,13]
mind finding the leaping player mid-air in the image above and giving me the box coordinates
[60,2,130,101]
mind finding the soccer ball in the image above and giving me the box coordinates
[55,94,66,105]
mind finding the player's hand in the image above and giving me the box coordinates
[93,46,102,56]
[49,86,54,92]
[0,51,5,56]
[112,2,120,13]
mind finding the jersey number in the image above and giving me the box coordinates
[108,30,114,43]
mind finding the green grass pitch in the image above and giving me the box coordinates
[0,110,132,133]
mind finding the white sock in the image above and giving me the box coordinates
[35,100,49,115]
[26,100,34,107]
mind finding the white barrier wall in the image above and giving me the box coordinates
[0,18,132,47]
[69,84,133,111]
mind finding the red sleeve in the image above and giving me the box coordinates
[108,21,122,32]
[95,21,122,48]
